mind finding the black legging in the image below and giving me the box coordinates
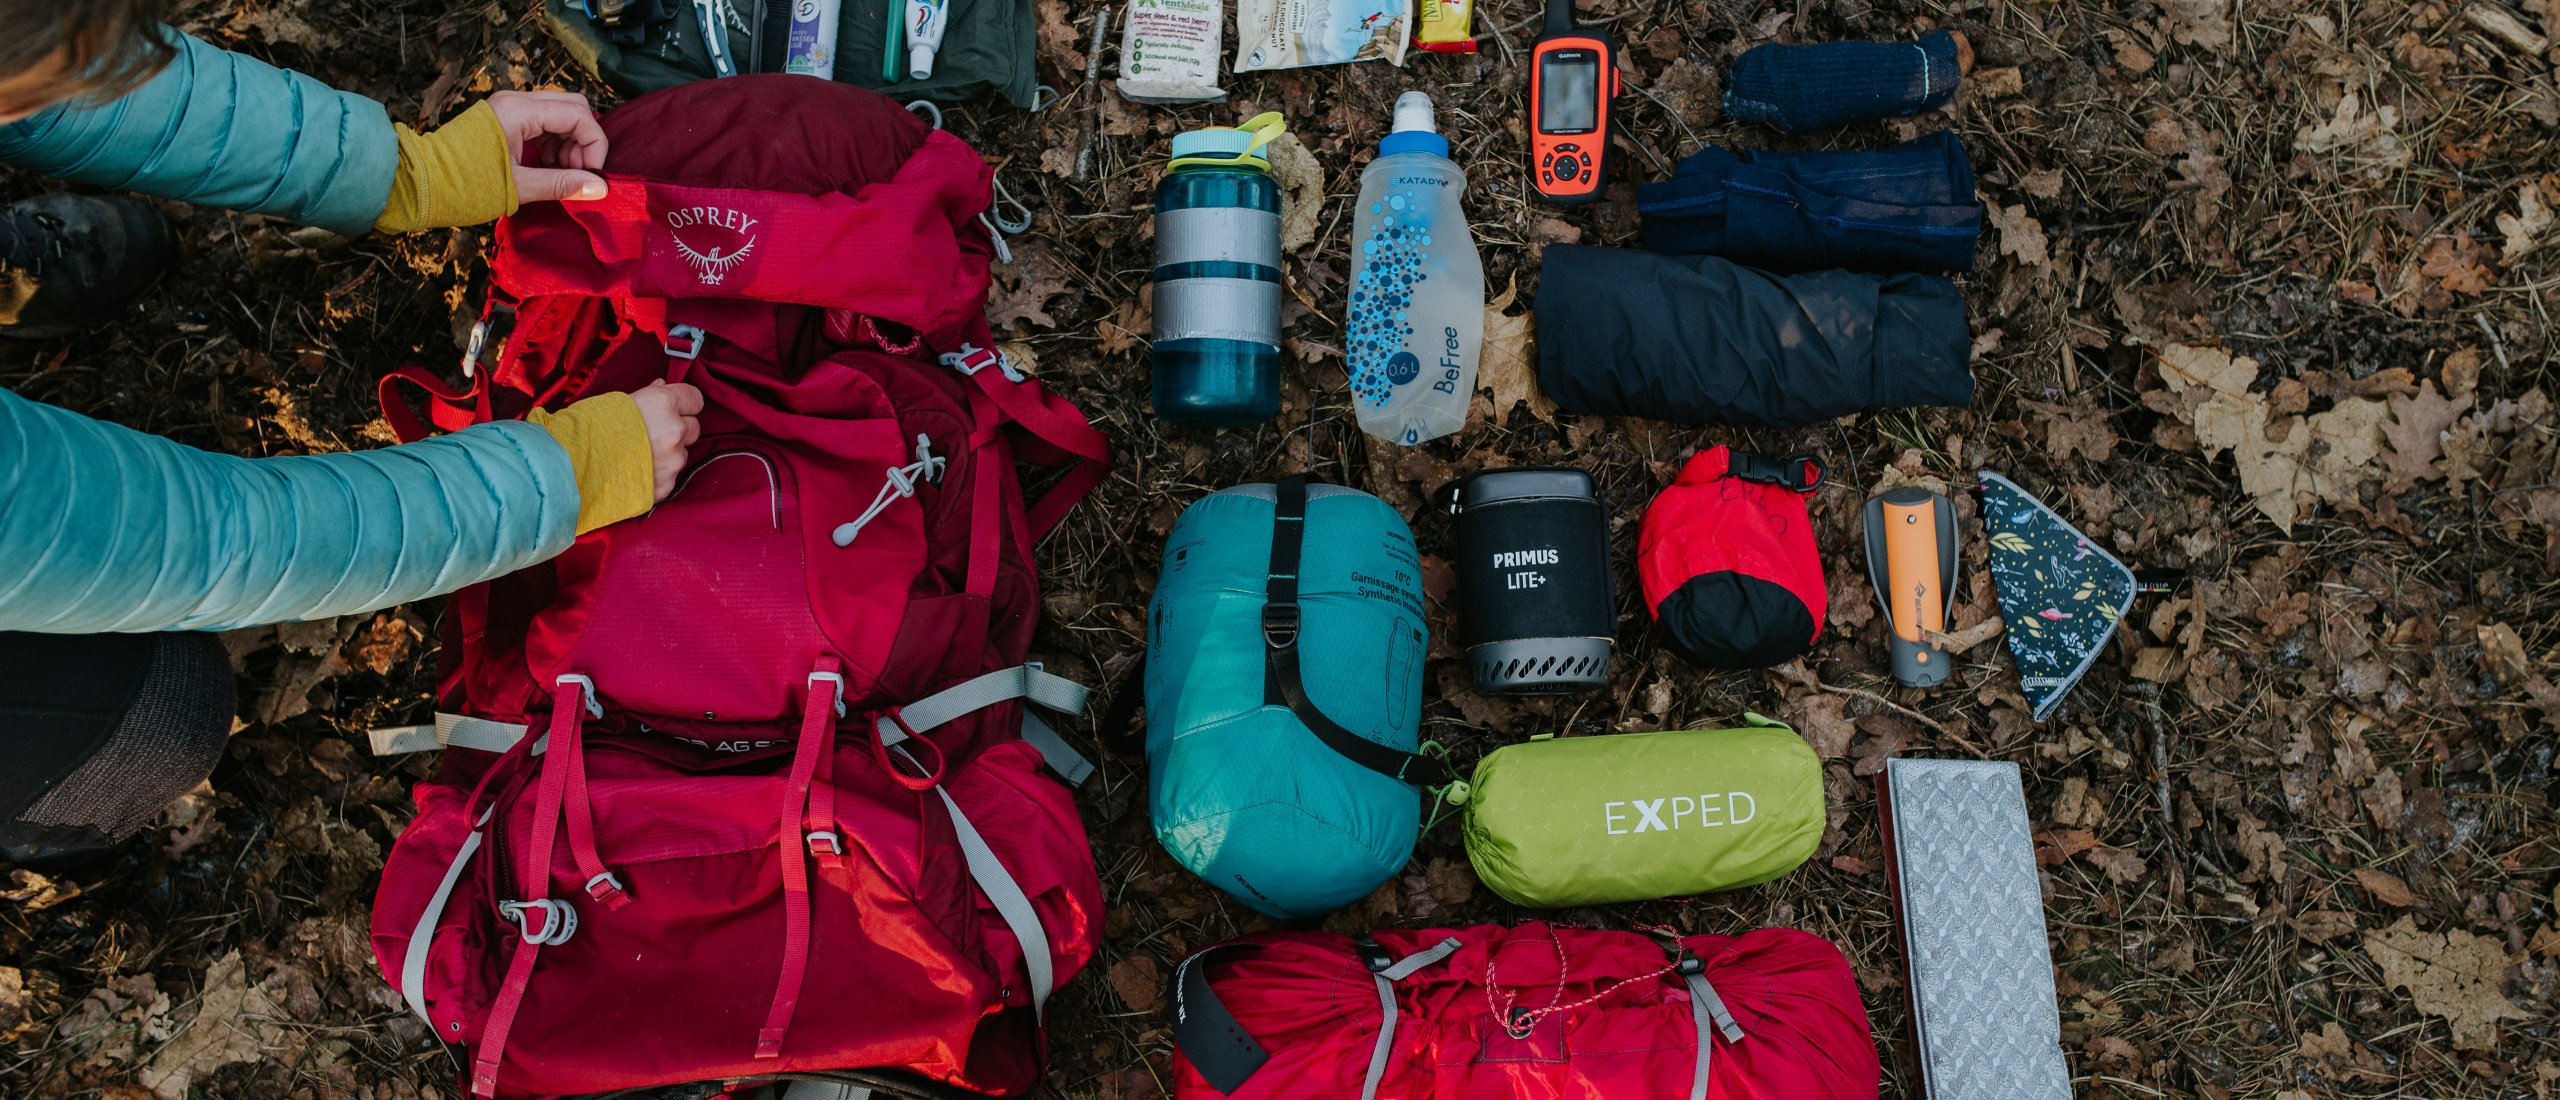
[0,631,232,852]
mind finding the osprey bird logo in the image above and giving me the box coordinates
[673,234,756,285]
[663,205,763,286]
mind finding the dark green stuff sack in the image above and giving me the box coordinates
[543,0,1038,107]
[1462,717,1823,908]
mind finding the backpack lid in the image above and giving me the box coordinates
[1637,446,1828,668]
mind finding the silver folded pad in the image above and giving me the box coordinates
[1880,758,2072,1100]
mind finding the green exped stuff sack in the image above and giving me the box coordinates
[1462,717,1822,908]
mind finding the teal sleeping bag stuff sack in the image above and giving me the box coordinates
[1145,477,1453,918]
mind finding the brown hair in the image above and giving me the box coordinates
[0,0,176,107]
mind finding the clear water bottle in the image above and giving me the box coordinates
[1151,114,1287,428]
[1346,92,1484,446]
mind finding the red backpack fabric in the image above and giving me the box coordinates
[1168,923,1878,1100]
[367,77,1109,1100]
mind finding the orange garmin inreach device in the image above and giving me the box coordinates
[1527,0,1618,205]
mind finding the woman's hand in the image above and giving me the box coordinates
[630,380,705,502]
[484,90,611,204]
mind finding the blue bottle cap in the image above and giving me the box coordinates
[1378,130,1450,157]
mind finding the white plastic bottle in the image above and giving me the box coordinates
[1346,91,1484,446]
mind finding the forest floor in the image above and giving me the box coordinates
[4,0,2559,1097]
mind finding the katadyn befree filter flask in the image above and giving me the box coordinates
[1347,92,1484,446]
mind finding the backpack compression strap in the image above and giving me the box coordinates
[1260,476,1453,789]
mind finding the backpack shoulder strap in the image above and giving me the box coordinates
[944,343,1110,539]
[1260,476,1452,789]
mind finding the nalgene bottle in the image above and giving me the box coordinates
[1346,92,1484,446]
[1151,113,1287,428]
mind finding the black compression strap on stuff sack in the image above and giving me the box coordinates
[1260,476,1455,790]
[1170,945,1269,1093]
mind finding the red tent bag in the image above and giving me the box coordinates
[1169,923,1878,1099]
[368,76,1109,1100]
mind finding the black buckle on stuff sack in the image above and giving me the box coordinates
[1729,451,1825,493]
[1355,936,1396,974]
[1261,603,1300,649]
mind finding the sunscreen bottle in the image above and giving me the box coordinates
[782,0,840,78]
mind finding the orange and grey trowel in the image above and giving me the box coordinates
[1862,488,1958,687]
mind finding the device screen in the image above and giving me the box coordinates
[1539,51,1598,134]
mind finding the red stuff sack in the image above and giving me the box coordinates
[367,75,1111,1099]
[1169,922,1878,1099]
[1639,446,1829,669]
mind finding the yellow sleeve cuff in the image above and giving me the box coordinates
[375,100,521,234]
[526,393,656,535]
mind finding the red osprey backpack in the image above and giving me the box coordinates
[1169,923,1879,1099]
[367,77,1109,1100]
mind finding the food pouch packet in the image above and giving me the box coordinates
[1414,0,1475,53]
[1119,0,1227,103]
[1235,0,1409,71]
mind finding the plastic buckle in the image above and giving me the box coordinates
[499,899,578,946]
[1261,603,1301,649]
[805,830,842,857]
[808,671,848,717]
[938,343,1025,382]
[556,674,604,719]
[1354,937,1395,975]
[583,871,628,904]
[1728,451,1825,494]
[664,324,706,361]
[460,301,518,380]
[1678,956,1704,977]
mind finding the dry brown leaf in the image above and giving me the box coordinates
[2295,92,2410,173]
[1791,691,1856,759]
[138,952,291,1100]
[2381,379,2474,489]
[987,239,1075,331]
[1266,132,1325,254]
[2158,0,2233,49]
[2420,233,2496,296]
[2353,868,2419,907]
[1033,0,1085,74]
[0,966,22,1038]
[2365,916,2526,1050]
[1986,202,2051,267]
[2499,178,2555,262]
[2159,344,2388,530]
[1478,277,1553,424]
[1105,954,1163,1015]
[2085,845,2149,884]
[1972,67,2025,98]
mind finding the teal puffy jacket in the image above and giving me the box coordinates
[0,31,581,632]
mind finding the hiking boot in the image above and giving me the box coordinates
[0,192,175,338]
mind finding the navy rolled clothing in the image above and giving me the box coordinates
[1637,130,1983,272]
[1723,29,1964,133]
[1534,246,1974,428]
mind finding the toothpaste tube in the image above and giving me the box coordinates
[905,0,951,79]
[1415,0,1475,53]
[782,0,840,78]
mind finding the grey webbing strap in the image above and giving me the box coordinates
[898,665,1091,732]
[402,807,494,1028]
[371,713,536,756]
[890,743,1057,1020]
[1679,959,1748,1100]
[1361,937,1463,1100]
[879,664,1096,784]
[1020,711,1094,786]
